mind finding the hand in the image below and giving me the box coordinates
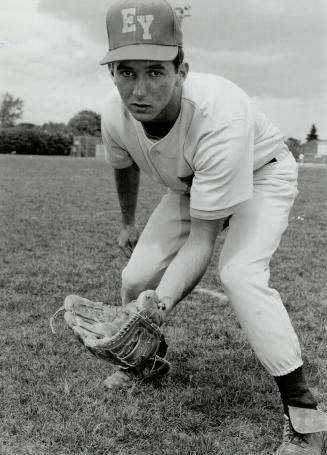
[118,224,139,258]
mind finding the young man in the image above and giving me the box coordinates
[100,0,327,452]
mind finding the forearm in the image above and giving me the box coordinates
[114,163,140,226]
[156,218,225,319]
[156,240,213,314]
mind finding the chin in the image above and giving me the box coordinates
[130,111,157,122]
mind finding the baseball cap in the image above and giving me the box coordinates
[100,0,183,64]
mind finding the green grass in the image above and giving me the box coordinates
[0,155,326,455]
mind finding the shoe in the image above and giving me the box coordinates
[104,356,171,390]
[276,406,327,454]
[103,334,170,390]
[104,368,135,389]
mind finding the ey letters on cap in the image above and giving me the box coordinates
[100,0,183,64]
[121,8,154,39]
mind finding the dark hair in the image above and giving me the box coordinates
[172,47,184,72]
[108,63,114,77]
[107,47,184,76]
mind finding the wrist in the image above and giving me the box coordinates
[156,293,175,319]
[157,307,168,326]
[122,220,136,228]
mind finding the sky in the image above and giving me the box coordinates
[0,0,326,142]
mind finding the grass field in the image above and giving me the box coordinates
[0,155,326,455]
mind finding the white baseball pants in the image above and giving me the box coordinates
[121,150,303,376]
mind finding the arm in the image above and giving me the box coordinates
[156,216,227,321]
[155,122,253,319]
[114,162,140,257]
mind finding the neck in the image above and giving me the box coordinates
[142,87,182,139]
[142,121,175,140]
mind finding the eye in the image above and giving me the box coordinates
[149,70,163,77]
[118,70,135,78]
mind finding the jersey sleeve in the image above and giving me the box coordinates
[101,102,134,169]
[190,119,254,220]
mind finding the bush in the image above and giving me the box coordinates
[0,126,73,155]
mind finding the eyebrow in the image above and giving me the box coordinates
[146,63,166,69]
[116,62,167,70]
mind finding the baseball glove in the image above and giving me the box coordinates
[50,290,168,371]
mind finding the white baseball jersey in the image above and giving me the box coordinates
[102,72,287,220]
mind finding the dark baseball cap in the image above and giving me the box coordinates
[100,0,183,64]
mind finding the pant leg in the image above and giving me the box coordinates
[121,191,191,304]
[218,152,303,376]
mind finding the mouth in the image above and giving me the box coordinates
[131,103,151,111]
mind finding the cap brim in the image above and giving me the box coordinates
[99,44,179,65]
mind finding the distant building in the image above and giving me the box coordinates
[298,139,327,164]
[71,135,102,157]
[95,143,106,160]
[70,136,327,164]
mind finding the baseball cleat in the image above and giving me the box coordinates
[104,369,135,389]
[276,406,327,454]
[104,356,171,390]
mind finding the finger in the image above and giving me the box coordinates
[64,311,76,328]
[127,244,134,255]
[72,326,89,343]
[75,316,105,336]
[119,244,131,258]
[127,239,137,253]
[130,237,138,248]
[72,310,101,323]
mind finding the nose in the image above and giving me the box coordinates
[132,77,147,99]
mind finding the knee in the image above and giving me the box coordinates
[121,262,159,304]
[219,261,252,291]
[121,265,144,299]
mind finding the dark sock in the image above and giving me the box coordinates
[274,366,317,415]
[157,334,168,358]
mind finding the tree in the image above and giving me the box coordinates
[41,121,71,135]
[0,92,24,127]
[68,110,101,136]
[174,6,191,22]
[18,122,36,129]
[306,124,319,142]
[0,126,72,155]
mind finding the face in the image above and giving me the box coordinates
[112,60,188,123]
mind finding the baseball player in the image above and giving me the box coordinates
[99,0,327,452]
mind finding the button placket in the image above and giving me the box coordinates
[134,125,167,185]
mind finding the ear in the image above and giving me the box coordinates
[176,62,189,87]
[108,63,116,84]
